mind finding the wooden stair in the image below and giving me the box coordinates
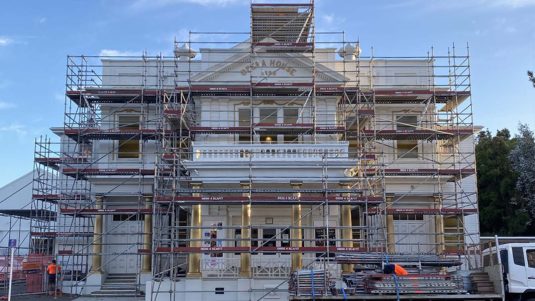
[470,271,496,294]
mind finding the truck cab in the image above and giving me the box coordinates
[483,243,535,300]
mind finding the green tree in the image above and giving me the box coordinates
[529,70,535,87]
[509,124,535,233]
[476,129,530,235]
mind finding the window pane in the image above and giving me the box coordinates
[396,115,417,131]
[263,229,276,247]
[284,108,299,124]
[444,216,464,253]
[284,135,298,143]
[118,139,140,158]
[238,109,251,127]
[397,140,418,159]
[119,115,140,129]
[239,134,251,144]
[118,115,140,158]
[281,228,290,247]
[260,135,276,144]
[260,108,277,124]
[527,249,535,268]
[512,247,525,266]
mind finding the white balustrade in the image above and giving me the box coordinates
[192,142,349,162]
[201,257,240,278]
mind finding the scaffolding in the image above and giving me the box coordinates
[26,0,480,299]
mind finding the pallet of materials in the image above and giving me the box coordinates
[365,274,467,295]
[336,253,462,267]
[289,269,335,296]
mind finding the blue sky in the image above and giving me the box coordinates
[0,0,534,186]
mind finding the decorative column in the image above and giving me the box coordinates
[386,193,396,253]
[290,181,303,272]
[339,181,353,273]
[434,193,445,254]
[239,181,252,277]
[187,182,202,277]
[91,195,103,273]
[142,196,153,272]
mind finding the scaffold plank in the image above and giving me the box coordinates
[64,128,161,140]
[154,195,384,205]
[155,246,371,253]
[60,208,153,215]
[360,129,473,140]
[366,208,478,215]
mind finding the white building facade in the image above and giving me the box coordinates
[29,2,479,300]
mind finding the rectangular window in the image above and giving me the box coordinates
[396,115,417,131]
[315,228,335,258]
[235,228,258,254]
[238,108,251,143]
[512,247,525,266]
[281,228,290,248]
[259,108,278,124]
[284,135,298,143]
[396,115,418,159]
[118,115,140,158]
[283,108,300,143]
[397,140,418,159]
[527,249,535,268]
[112,214,144,221]
[444,216,464,253]
[284,108,299,124]
[393,214,424,220]
[238,108,251,127]
[260,134,276,144]
[234,229,242,255]
[263,228,276,255]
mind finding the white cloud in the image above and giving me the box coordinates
[0,123,27,137]
[321,14,334,25]
[99,49,142,57]
[0,101,15,110]
[486,0,535,8]
[38,17,47,24]
[0,37,13,46]
[383,0,535,11]
[130,0,247,10]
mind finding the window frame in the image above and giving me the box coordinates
[526,249,535,268]
[395,114,419,159]
[117,115,141,159]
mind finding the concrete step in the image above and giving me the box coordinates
[91,290,143,297]
[104,279,137,283]
[105,278,137,282]
[106,275,137,279]
[102,285,138,289]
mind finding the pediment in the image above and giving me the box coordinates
[190,40,346,84]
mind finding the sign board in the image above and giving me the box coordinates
[8,239,16,248]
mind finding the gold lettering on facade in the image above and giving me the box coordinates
[240,59,297,76]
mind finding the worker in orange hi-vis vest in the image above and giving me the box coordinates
[47,260,62,296]
[383,263,409,276]
[393,263,408,276]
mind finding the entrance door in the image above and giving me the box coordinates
[105,214,143,274]
[393,214,431,253]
